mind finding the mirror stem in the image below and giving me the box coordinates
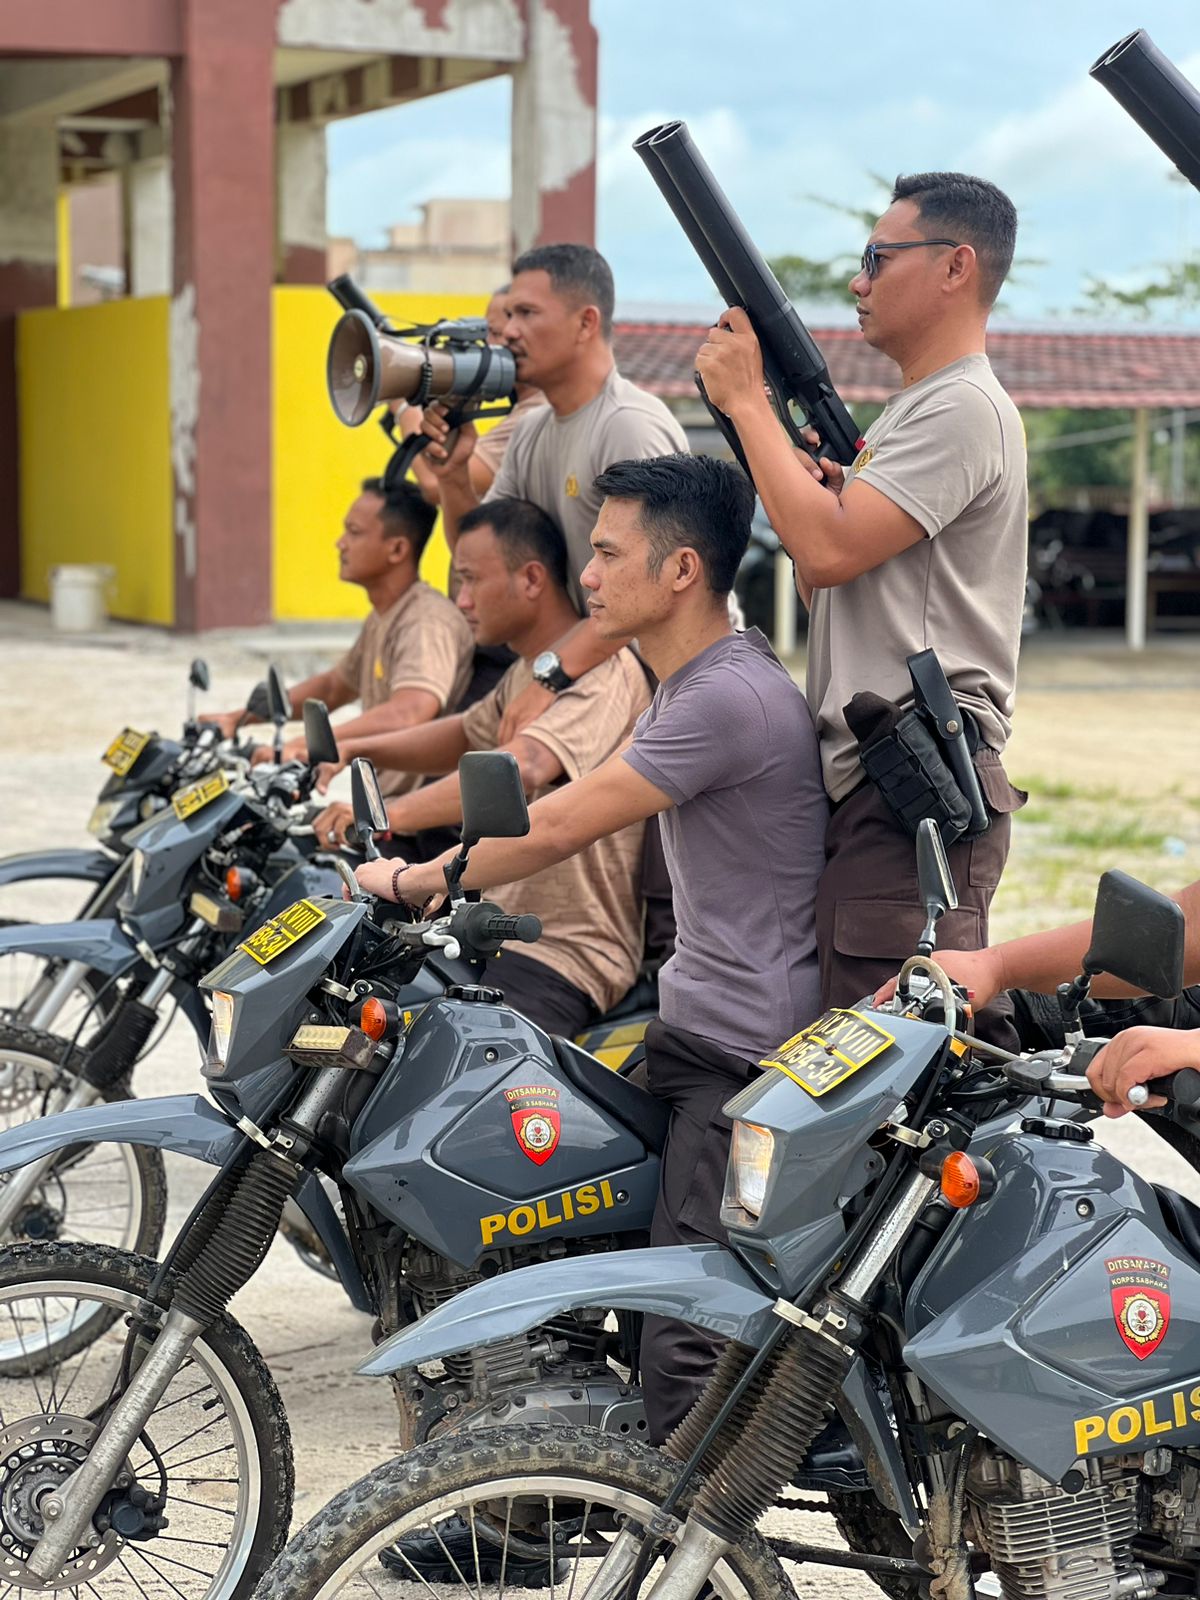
[1056,974,1091,1037]
[443,849,469,905]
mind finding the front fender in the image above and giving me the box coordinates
[0,849,113,889]
[0,1094,242,1172]
[0,918,139,976]
[0,1094,373,1312]
[357,1244,776,1376]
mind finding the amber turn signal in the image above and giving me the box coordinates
[359,998,391,1041]
[940,1152,982,1209]
[225,868,243,901]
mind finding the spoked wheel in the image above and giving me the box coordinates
[0,918,114,1048]
[0,1027,166,1365]
[256,1423,787,1599]
[0,1241,292,1597]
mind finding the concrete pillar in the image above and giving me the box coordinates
[169,0,276,630]
[511,0,597,254]
[0,123,58,599]
[276,121,327,284]
[1126,406,1150,652]
[128,158,172,298]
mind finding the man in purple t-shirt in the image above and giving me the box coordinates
[360,452,828,1443]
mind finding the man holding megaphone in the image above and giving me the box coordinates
[419,244,688,739]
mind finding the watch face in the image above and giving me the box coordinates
[533,651,559,679]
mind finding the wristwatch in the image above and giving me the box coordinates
[531,650,577,693]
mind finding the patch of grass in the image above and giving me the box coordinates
[1015,778,1120,804]
[1015,804,1055,826]
[1052,820,1167,852]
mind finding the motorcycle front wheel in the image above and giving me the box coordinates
[256,1423,788,1599]
[0,1240,292,1597]
[0,917,115,1047]
[0,1024,167,1304]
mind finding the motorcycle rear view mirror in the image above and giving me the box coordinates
[186,657,211,725]
[266,665,290,725]
[1084,869,1185,998]
[302,700,340,770]
[267,665,290,761]
[459,751,530,849]
[915,817,958,956]
[350,758,390,862]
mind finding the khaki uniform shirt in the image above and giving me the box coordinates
[335,580,474,798]
[806,353,1028,802]
[473,390,548,475]
[487,369,689,611]
[459,651,651,1011]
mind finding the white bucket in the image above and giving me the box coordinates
[49,564,115,633]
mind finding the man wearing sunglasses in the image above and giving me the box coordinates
[695,172,1027,1041]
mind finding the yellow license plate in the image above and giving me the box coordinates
[102,728,151,776]
[239,899,327,966]
[171,770,230,820]
[761,1008,895,1097]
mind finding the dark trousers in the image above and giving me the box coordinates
[639,1018,756,1445]
[481,948,597,1039]
[815,748,1026,1047]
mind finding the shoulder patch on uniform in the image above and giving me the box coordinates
[852,445,874,473]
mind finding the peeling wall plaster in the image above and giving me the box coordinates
[169,283,200,579]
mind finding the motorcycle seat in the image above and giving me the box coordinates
[1153,1184,1200,1263]
[551,1036,670,1157]
[601,974,660,1023]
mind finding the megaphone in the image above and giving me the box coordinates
[326,309,517,428]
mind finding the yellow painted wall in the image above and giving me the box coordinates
[272,287,504,620]
[18,297,173,625]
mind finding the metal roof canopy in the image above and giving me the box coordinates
[612,321,1200,651]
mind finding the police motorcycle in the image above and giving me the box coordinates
[0,751,661,1598]
[0,702,360,1274]
[0,661,302,1041]
[253,827,1200,1600]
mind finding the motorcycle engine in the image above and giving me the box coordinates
[965,1451,1162,1600]
[391,1242,640,1450]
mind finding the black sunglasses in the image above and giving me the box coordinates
[860,239,960,280]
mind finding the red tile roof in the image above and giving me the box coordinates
[611,322,1200,410]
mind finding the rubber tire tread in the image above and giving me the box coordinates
[0,1239,294,1596]
[827,1488,923,1600]
[0,917,115,1026]
[256,1422,788,1600]
[0,1021,168,1264]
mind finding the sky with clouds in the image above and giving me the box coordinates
[327,0,1200,325]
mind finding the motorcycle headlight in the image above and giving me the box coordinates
[724,1121,776,1220]
[87,799,121,838]
[139,794,165,821]
[205,990,236,1076]
[128,847,149,898]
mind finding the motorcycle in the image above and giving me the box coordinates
[0,751,672,1597]
[0,661,298,1038]
[254,827,1200,1600]
[0,701,354,1270]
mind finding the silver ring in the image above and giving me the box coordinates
[327,830,338,843]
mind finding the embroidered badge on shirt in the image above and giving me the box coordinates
[565,473,580,498]
[852,445,874,474]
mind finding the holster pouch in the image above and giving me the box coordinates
[844,651,992,848]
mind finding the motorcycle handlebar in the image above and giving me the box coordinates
[1033,1042,1200,1123]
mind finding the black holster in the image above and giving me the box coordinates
[844,651,991,848]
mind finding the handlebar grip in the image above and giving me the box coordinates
[1136,1066,1200,1116]
[458,904,542,946]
